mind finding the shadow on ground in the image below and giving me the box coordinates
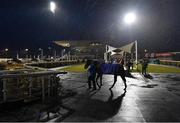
[0,89,77,122]
[125,71,136,79]
[63,90,126,121]
[140,84,158,88]
[143,74,153,79]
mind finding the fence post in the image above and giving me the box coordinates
[29,77,32,98]
[41,77,45,101]
[48,75,51,97]
[2,78,7,102]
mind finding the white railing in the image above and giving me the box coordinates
[0,71,67,103]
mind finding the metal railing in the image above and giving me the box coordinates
[0,71,67,103]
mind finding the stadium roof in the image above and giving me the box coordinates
[54,40,105,48]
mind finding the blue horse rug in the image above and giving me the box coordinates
[100,63,123,74]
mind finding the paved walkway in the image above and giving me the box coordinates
[57,72,180,122]
[0,72,180,122]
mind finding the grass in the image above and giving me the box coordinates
[0,62,24,70]
[59,63,180,73]
[60,63,87,72]
[134,64,180,73]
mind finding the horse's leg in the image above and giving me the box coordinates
[96,73,100,84]
[109,75,117,90]
[100,74,103,86]
[47,111,50,120]
[120,74,127,90]
[119,66,127,91]
[92,75,97,90]
[88,76,91,89]
[96,73,102,88]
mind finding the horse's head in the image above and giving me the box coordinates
[84,59,92,69]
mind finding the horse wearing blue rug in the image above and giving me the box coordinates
[85,60,127,90]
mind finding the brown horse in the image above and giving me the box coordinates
[84,59,127,90]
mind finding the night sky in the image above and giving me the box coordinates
[0,0,180,52]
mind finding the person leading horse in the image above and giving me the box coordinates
[84,59,127,91]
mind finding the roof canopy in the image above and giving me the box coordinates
[54,40,104,48]
[106,41,135,54]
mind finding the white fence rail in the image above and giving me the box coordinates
[0,71,67,103]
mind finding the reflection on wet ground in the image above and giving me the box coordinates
[61,72,180,122]
[0,72,180,122]
[152,73,180,97]
[140,84,158,88]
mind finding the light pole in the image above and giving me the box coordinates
[25,48,29,59]
[124,12,138,69]
[61,49,65,61]
[144,49,148,58]
[49,1,57,61]
[50,1,56,14]
[4,48,9,58]
[54,49,57,61]
[39,48,43,60]
[48,47,51,59]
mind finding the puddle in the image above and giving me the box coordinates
[166,87,180,92]
[171,77,180,81]
[60,89,77,99]
[130,83,158,88]
[174,93,180,97]
[130,84,138,86]
[171,83,180,86]
[140,84,158,88]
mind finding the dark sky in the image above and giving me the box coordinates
[0,0,180,52]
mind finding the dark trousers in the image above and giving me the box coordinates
[88,74,96,89]
[142,67,147,75]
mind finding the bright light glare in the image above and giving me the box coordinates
[124,12,136,24]
[50,1,56,13]
[5,48,8,52]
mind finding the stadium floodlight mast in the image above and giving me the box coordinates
[124,12,138,69]
[50,1,56,14]
[25,49,29,59]
[124,12,136,25]
[39,48,44,60]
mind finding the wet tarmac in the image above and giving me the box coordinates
[0,72,180,122]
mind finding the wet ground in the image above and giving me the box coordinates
[0,72,180,122]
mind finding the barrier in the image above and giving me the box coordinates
[0,70,67,104]
[160,60,180,67]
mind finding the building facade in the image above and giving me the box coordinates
[54,40,106,60]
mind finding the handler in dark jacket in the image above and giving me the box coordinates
[88,61,97,90]
[142,58,149,75]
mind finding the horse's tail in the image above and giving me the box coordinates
[113,64,125,75]
[84,60,91,69]
[84,64,88,69]
[119,64,125,76]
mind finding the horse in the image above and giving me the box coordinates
[84,59,127,90]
